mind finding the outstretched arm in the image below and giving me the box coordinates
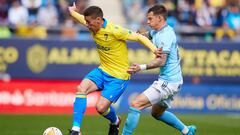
[68,2,87,27]
[127,32,161,56]
[127,53,167,74]
[137,29,150,39]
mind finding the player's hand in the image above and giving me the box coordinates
[127,63,141,74]
[154,47,163,57]
[68,2,77,12]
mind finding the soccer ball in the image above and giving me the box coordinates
[43,127,63,135]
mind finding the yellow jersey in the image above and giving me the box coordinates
[91,19,131,80]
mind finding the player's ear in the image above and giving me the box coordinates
[96,17,102,21]
[158,15,163,21]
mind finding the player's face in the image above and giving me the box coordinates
[85,16,102,33]
[147,12,163,30]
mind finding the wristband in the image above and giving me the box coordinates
[139,64,147,70]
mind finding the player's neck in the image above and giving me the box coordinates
[92,19,104,34]
[156,22,167,31]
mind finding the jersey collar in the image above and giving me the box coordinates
[157,24,168,32]
[102,18,107,28]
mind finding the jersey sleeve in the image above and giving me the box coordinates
[69,10,87,26]
[127,32,156,53]
[112,25,132,40]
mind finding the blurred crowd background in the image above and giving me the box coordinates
[0,0,240,41]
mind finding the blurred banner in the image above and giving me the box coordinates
[120,82,240,114]
[0,80,239,114]
[0,80,99,114]
[0,39,240,83]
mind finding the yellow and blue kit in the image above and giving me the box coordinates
[70,10,157,102]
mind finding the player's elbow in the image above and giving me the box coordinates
[156,55,167,67]
[138,34,148,42]
[159,60,166,67]
[155,58,166,67]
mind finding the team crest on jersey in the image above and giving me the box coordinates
[156,41,164,48]
[160,42,164,47]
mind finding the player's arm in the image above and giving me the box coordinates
[127,53,167,74]
[68,2,87,27]
[127,32,161,56]
[137,30,150,39]
[145,53,167,69]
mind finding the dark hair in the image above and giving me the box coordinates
[84,6,103,18]
[147,5,168,20]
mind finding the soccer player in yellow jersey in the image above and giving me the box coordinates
[68,3,161,135]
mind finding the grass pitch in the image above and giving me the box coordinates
[0,114,239,135]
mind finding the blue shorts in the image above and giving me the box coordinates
[85,68,130,102]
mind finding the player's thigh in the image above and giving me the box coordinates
[77,68,104,94]
[131,93,152,110]
[142,83,163,105]
[96,96,112,113]
[146,80,181,104]
[151,104,167,118]
[77,79,99,94]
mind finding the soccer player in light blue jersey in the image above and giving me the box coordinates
[121,5,196,135]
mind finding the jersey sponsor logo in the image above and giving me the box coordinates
[96,44,110,51]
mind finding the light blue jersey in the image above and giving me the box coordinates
[149,25,183,83]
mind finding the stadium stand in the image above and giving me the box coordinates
[0,0,239,41]
[88,0,126,25]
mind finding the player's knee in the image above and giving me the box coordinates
[96,105,108,114]
[76,85,87,94]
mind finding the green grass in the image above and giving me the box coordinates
[0,114,240,135]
